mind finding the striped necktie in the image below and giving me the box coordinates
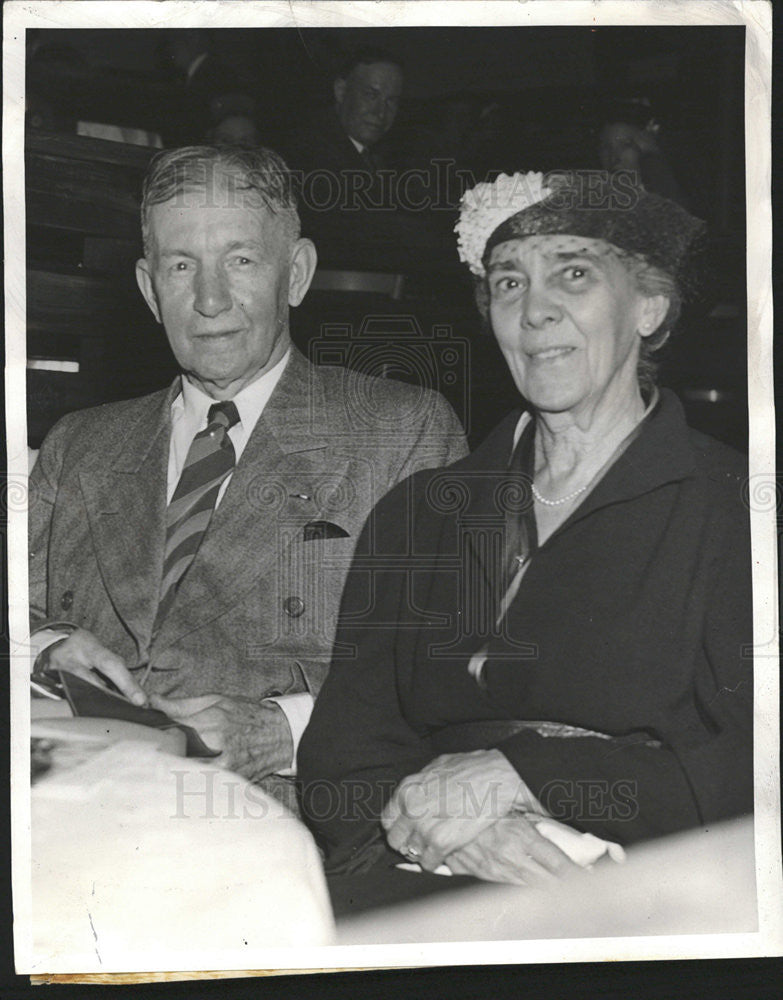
[156,400,240,623]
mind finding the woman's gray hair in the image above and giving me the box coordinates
[474,245,681,396]
[140,145,300,257]
[617,250,681,395]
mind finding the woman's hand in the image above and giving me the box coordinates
[381,749,540,871]
[445,813,580,884]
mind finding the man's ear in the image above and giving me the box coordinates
[638,294,670,338]
[288,238,317,307]
[333,78,346,105]
[135,258,162,324]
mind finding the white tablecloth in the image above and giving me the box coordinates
[31,741,335,973]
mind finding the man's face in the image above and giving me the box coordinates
[211,115,261,147]
[334,60,403,147]
[136,185,314,399]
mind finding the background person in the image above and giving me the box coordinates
[597,98,687,207]
[206,108,261,147]
[285,46,404,177]
[299,170,752,880]
[283,47,449,270]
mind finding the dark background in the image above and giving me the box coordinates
[24,25,747,451]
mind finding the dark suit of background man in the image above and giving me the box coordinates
[29,146,467,808]
[283,48,439,269]
[286,47,403,177]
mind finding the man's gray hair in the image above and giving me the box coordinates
[140,145,301,257]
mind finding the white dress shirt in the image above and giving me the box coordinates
[167,351,288,504]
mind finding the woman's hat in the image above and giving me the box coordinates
[455,170,705,291]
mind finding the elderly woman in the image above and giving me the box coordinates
[298,172,752,883]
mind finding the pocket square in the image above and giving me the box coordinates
[303,520,350,541]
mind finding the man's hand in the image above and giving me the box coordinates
[381,750,540,872]
[43,628,148,705]
[444,814,579,885]
[150,693,294,781]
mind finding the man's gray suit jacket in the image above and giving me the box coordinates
[29,347,468,702]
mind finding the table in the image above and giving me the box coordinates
[25,701,758,973]
[29,735,335,974]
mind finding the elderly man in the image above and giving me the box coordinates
[333,48,403,167]
[29,145,467,803]
[281,48,446,271]
[286,47,403,179]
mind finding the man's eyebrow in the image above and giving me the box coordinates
[159,240,266,258]
[158,249,195,260]
[224,240,266,254]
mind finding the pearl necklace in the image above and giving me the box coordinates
[531,481,590,507]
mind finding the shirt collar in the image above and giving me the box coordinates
[347,135,366,154]
[174,349,291,432]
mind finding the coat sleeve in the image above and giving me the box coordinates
[298,479,435,872]
[497,498,754,845]
[28,412,80,626]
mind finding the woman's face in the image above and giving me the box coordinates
[487,234,663,418]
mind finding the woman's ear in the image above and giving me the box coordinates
[288,238,317,307]
[638,294,670,338]
[135,258,162,324]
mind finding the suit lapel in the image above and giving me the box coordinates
[153,351,349,652]
[78,382,177,660]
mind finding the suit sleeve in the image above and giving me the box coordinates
[298,480,435,872]
[497,502,754,845]
[28,413,79,626]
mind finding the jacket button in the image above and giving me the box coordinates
[283,596,305,618]
[60,590,74,611]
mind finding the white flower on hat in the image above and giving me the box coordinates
[455,171,551,277]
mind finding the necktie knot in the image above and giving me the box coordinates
[207,400,240,431]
